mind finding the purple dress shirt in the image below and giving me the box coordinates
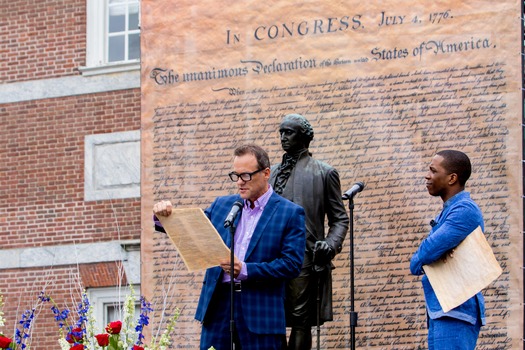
[223,185,274,283]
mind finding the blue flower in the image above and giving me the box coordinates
[14,309,35,349]
[37,292,50,303]
[75,293,90,328]
[134,296,153,345]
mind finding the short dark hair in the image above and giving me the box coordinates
[436,150,472,187]
[234,144,270,169]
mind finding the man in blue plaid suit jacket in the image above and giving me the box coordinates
[154,144,306,350]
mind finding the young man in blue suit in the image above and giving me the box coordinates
[410,150,485,349]
[154,144,306,350]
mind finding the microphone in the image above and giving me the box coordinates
[224,200,243,228]
[342,182,365,200]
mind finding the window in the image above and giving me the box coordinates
[83,0,140,75]
[108,0,140,62]
[87,286,141,332]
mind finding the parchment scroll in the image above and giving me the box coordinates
[157,208,230,272]
[423,226,503,312]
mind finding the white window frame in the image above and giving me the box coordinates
[87,285,141,333]
[81,0,140,76]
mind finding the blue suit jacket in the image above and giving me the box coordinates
[195,192,306,335]
[410,191,486,325]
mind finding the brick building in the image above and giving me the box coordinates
[0,0,142,348]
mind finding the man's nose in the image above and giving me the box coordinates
[237,177,246,184]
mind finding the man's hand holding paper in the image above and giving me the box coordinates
[153,200,231,272]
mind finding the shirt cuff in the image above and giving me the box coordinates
[153,215,166,233]
[237,262,248,281]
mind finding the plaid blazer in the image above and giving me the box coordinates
[195,192,306,334]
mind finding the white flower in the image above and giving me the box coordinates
[58,337,70,350]
[0,294,5,328]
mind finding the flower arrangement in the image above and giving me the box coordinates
[0,287,180,350]
[0,290,43,350]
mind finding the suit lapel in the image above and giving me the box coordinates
[244,193,279,259]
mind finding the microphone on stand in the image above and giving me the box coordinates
[224,200,243,350]
[342,182,365,200]
[342,180,365,350]
[224,200,243,228]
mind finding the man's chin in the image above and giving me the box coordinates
[427,190,439,197]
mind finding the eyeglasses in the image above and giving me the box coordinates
[228,168,265,182]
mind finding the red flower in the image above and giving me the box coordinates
[105,320,122,334]
[71,344,84,350]
[66,327,84,343]
[95,333,110,346]
[133,346,145,350]
[0,336,12,349]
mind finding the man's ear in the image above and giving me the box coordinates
[448,173,458,186]
[263,167,271,179]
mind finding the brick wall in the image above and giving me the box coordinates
[0,85,141,346]
[0,89,141,248]
[0,1,142,344]
[0,0,86,84]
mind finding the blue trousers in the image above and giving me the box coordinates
[427,316,481,349]
[200,284,285,350]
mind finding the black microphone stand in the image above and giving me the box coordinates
[315,264,324,350]
[228,223,236,350]
[343,195,358,350]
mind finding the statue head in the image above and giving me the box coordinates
[279,114,314,153]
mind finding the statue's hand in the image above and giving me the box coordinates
[313,240,334,266]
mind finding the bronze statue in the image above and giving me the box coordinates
[270,113,349,349]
